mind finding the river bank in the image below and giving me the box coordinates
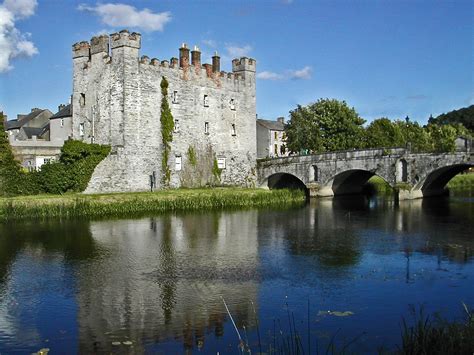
[366,173,474,195]
[0,188,306,222]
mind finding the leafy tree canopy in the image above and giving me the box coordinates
[285,98,365,154]
[428,105,474,132]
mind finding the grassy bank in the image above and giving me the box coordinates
[365,176,394,195]
[0,188,306,222]
[447,173,474,189]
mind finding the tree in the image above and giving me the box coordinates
[285,99,365,153]
[428,105,474,132]
[426,123,469,153]
[394,120,431,153]
[365,117,404,148]
[284,105,322,154]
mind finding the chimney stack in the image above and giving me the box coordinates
[179,43,190,68]
[212,51,220,73]
[191,46,201,68]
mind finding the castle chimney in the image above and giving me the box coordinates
[277,117,285,124]
[58,104,66,112]
[212,51,220,73]
[191,46,201,68]
[179,43,190,68]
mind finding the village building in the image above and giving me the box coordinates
[256,117,288,158]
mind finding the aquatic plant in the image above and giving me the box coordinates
[0,188,306,222]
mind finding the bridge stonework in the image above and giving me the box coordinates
[257,148,473,200]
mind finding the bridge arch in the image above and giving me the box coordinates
[261,172,308,191]
[415,163,473,196]
[324,169,393,196]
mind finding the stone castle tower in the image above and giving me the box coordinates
[72,30,256,192]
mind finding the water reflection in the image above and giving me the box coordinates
[77,211,259,353]
[0,193,472,353]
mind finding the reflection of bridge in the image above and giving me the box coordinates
[257,148,473,199]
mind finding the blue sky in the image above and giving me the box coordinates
[0,0,472,124]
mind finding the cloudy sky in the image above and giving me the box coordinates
[0,0,472,123]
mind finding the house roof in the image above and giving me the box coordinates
[257,118,285,131]
[22,123,50,139]
[50,104,72,119]
[5,119,21,130]
[18,109,49,126]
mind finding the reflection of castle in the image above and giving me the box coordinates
[75,211,259,353]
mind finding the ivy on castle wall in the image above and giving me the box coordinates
[160,76,174,186]
[180,145,223,188]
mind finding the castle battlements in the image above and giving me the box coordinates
[71,29,257,193]
[72,30,256,85]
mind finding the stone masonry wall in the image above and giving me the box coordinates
[72,30,257,193]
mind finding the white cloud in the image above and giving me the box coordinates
[202,39,216,48]
[225,44,252,58]
[3,0,36,19]
[257,71,283,80]
[257,66,313,81]
[78,3,171,32]
[0,0,38,73]
[289,66,312,80]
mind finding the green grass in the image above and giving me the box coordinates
[0,188,306,222]
[447,173,474,189]
[365,176,395,195]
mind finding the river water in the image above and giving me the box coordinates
[0,192,473,354]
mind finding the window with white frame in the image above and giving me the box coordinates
[79,123,84,136]
[174,119,180,133]
[217,157,226,169]
[173,90,178,104]
[175,155,182,171]
[230,98,235,110]
[203,95,209,107]
[60,118,64,127]
[204,121,209,134]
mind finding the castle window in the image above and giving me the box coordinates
[230,99,235,110]
[204,121,209,134]
[173,90,178,104]
[174,119,180,133]
[203,95,209,107]
[175,155,182,171]
[60,119,64,127]
[231,124,236,136]
[274,131,278,140]
[79,123,84,137]
[274,144,278,155]
[217,157,226,169]
[80,93,85,106]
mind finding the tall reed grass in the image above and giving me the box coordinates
[0,188,306,222]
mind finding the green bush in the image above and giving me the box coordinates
[0,118,110,196]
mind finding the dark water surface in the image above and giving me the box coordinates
[0,192,473,354]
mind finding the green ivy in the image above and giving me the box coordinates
[160,76,174,186]
[212,158,222,184]
[187,146,197,167]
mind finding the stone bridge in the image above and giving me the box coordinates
[257,148,473,199]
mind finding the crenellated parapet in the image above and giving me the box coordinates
[90,35,109,55]
[72,41,90,59]
[72,30,256,89]
[232,57,256,74]
[110,29,141,49]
